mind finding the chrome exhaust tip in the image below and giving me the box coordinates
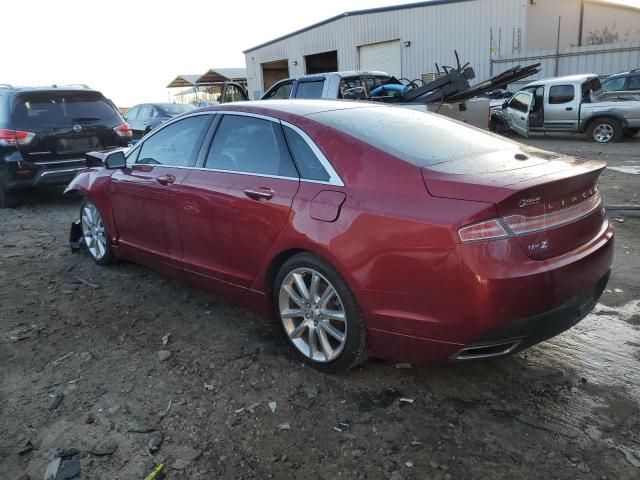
[453,339,522,360]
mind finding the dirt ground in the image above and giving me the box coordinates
[1,134,639,480]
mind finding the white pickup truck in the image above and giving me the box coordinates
[490,74,640,143]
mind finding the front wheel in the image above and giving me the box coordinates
[80,199,113,265]
[274,253,367,373]
[587,117,623,143]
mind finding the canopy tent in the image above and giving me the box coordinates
[166,68,246,88]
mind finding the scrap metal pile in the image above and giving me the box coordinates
[370,51,541,105]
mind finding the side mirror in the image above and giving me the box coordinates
[501,101,509,109]
[104,150,127,169]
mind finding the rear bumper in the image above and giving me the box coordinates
[361,220,614,364]
[3,162,86,189]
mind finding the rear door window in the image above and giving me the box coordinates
[628,76,640,90]
[294,80,325,99]
[125,105,140,120]
[136,115,209,167]
[548,85,575,104]
[205,115,298,178]
[283,126,330,181]
[223,84,248,103]
[12,91,121,129]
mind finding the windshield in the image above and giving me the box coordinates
[161,104,196,115]
[309,106,517,167]
[12,91,121,128]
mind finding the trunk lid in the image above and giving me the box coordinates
[422,147,607,260]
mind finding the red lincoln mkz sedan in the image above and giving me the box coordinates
[66,100,613,372]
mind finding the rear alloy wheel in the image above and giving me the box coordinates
[588,117,623,143]
[275,254,367,372]
[80,199,112,265]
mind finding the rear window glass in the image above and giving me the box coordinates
[295,81,324,99]
[12,92,120,128]
[309,106,516,167]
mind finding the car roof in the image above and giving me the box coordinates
[523,74,598,88]
[606,69,640,78]
[201,99,385,117]
[0,85,100,94]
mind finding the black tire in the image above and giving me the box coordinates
[0,184,18,209]
[79,198,113,266]
[586,117,624,143]
[623,128,639,138]
[273,253,368,373]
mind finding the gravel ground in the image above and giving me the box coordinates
[1,135,639,480]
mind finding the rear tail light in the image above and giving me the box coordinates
[0,128,36,146]
[113,123,132,138]
[458,219,509,242]
[459,193,602,243]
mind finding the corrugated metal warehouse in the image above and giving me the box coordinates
[243,0,640,99]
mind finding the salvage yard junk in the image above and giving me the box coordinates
[368,52,541,128]
[371,51,541,105]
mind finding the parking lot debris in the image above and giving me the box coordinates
[614,217,625,223]
[57,453,81,479]
[399,398,415,404]
[72,276,100,289]
[395,363,412,369]
[94,386,108,398]
[161,334,170,346]
[147,432,165,455]
[17,440,34,455]
[158,350,172,362]
[289,390,316,409]
[268,401,277,413]
[49,393,64,411]
[159,399,173,418]
[9,325,33,342]
[90,439,118,456]
[334,420,352,433]
[278,422,291,431]
[405,461,414,468]
[51,352,73,366]
[144,463,166,480]
[127,422,154,433]
[43,457,61,480]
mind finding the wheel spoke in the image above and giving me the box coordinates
[82,211,92,229]
[289,321,308,339]
[317,327,334,361]
[96,237,106,257]
[321,320,346,343]
[283,285,306,308]
[322,309,345,322]
[281,308,305,319]
[293,273,311,302]
[308,326,318,358]
[318,284,335,308]
[309,273,320,303]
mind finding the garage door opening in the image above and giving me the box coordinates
[305,50,338,75]
[261,60,289,91]
[359,40,401,78]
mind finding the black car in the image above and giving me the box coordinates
[0,85,131,207]
[123,103,195,140]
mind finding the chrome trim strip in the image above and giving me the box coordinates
[33,158,85,166]
[40,167,84,176]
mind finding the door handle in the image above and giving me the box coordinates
[155,174,176,186]
[244,187,274,201]
[566,107,573,111]
[520,117,525,120]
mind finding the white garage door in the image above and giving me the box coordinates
[359,40,401,78]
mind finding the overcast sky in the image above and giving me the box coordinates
[3,0,638,107]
